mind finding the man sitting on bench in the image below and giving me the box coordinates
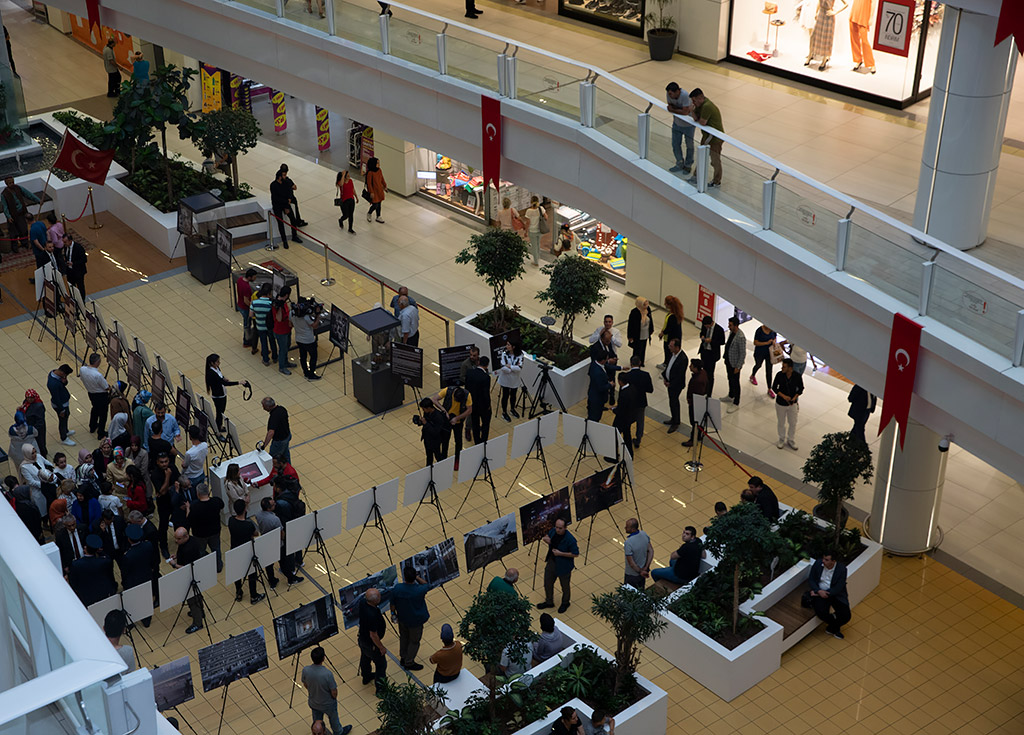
[651,526,705,586]
[807,551,851,640]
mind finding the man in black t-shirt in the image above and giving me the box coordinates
[357,588,387,689]
[651,526,705,586]
[269,168,301,247]
[187,485,225,572]
[228,499,265,604]
[262,397,292,465]
[749,476,780,522]
[149,452,180,560]
[771,358,804,451]
[169,527,206,634]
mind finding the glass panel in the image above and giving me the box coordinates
[282,0,329,31]
[334,0,382,51]
[389,17,437,71]
[772,176,844,264]
[593,85,642,154]
[845,219,928,304]
[515,56,582,121]
[232,0,277,15]
[929,266,1020,359]
[703,143,771,229]
[445,34,501,92]
[647,118,697,191]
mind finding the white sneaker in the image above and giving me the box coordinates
[726,404,739,414]
[366,210,373,221]
[375,217,385,223]
[776,439,785,449]
[61,438,77,446]
[66,429,76,435]
[787,440,799,450]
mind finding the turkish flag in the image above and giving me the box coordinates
[85,0,102,30]
[53,132,116,185]
[877,313,923,449]
[481,95,501,192]
[995,0,1024,55]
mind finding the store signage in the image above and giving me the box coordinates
[873,0,915,58]
[481,96,501,191]
[697,286,715,323]
[271,90,287,133]
[230,74,243,109]
[316,106,331,152]
[201,64,222,113]
[995,0,1024,55]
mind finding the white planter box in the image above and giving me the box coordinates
[650,517,884,701]
[434,620,667,735]
[454,309,591,410]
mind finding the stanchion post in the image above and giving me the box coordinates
[321,241,335,287]
[87,187,103,230]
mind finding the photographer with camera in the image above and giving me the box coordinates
[413,397,449,467]
[429,385,472,471]
[272,286,299,376]
[291,296,326,381]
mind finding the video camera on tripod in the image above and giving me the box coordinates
[292,294,325,319]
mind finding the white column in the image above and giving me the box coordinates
[867,419,947,555]
[913,6,1017,249]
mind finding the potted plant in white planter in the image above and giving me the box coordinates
[644,0,677,62]
[802,431,874,547]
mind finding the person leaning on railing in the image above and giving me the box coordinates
[689,88,724,188]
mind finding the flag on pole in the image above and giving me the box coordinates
[995,0,1024,55]
[53,131,116,185]
[85,0,102,30]
[877,313,923,449]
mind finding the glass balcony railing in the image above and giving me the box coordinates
[222,0,1024,366]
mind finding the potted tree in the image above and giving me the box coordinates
[644,0,677,62]
[536,255,607,354]
[193,106,262,193]
[591,585,667,696]
[802,431,874,547]
[375,677,446,735]
[456,588,536,723]
[455,228,529,333]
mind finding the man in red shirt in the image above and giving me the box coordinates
[255,455,300,491]
[273,286,297,375]
[236,268,256,351]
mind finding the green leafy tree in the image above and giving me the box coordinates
[455,228,529,332]
[703,502,784,635]
[591,586,667,695]
[104,65,200,205]
[193,106,261,191]
[376,677,446,735]
[802,431,874,547]
[536,256,607,351]
[457,588,537,722]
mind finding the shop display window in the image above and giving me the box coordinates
[728,0,943,107]
[558,0,645,37]
[559,206,628,281]
[416,149,486,217]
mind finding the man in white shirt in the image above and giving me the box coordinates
[398,296,420,347]
[587,314,622,349]
[180,426,209,488]
[79,353,110,439]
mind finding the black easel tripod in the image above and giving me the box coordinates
[113,593,153,668]
[685,401,721,480]
[163,565,215,646]
[347,485,395,565]
[163,705,197,735]
[288,648,345,709]
[505,416,555,497]
[583,503,620,565]
[528,362,566,418]
[216,671,275,735]
[455,439,500,518]
[566,418,603,485]
[470,557,508,595]
[400,462,449,542]
[303,509,339,575]
[226,538,278,618]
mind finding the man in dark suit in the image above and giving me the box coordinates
[55,516,86,573]
[612,373,639,458]
[698,316,726,396]
[67,534,118,607]
[119,524,159,626]
[682,359,709,448]
[94,509,128,561]
[661,339,687,434]
[625,356,654,448]
[63,231,88,300]
[587,346,612,422]
[807,552,851,639]
[847,385,876,444]
[748,476,780,522]
[464,356,492,445]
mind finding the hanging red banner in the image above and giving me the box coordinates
[877,313,923,449]
[481,95,501,192]
[316,106,331,151]
[271,90,287,133]
[697,285,715,322]
[995,0,1024,55]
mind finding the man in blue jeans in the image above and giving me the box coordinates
[47,364,76,446]
[301,647,352,735]
[652,526,705,586]
[665,82,694,174]
[262,397,291,464]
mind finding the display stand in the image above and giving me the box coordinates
[27,267,62,359]
[400,462,449,542]
[583,504,620,565]
[566,418,602,485]
[301,509,339,575]
[347,485,396,565]
[455,441,499,518]
[685,396,722,480]
[226,538,278,618]
[215,674,275,735]
[470,558,508,595]
[163,567,215,646]
[164,707,198,735]
[505,417,554,497]
[317,342,347,391]
[527,363,566,417]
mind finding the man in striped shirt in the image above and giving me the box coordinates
[250,283,277,366]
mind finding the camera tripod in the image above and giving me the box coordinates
[685,403,721,480]
[347,485,396,565]
[528,363,566,417]
[455,439,500,518]
[226,539,278,618]
[400,461,449,542]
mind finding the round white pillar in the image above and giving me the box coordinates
[866,419,947,555]
[913,6,1017,250]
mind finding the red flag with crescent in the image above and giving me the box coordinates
[996,0,1024,55]
[877,313,923,449]
[53,131,116,185]
[482,95,501,192]
[86,0,102,30]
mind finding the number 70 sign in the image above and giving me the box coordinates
[874,0,915,57]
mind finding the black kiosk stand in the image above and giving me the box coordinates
[349,307,404,413]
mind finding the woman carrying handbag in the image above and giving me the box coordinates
[336,170,357,234]
[364,157,388,224]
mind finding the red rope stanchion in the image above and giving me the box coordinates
[63,190,94,223]
[696,424,753,478]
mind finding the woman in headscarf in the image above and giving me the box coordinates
[8,411,40,477]
[124,465,149,515]
[105,446,132,490]
[131,391,154,437]
[92,438,114,477]
[48,496,70,530]
[54,478,77,513]
[70,486,102,530]
[125,435,149,491]
[20,444,55,518]
[13,485,42,542]
[109,381,132,423]
[75,448,97,484]
[21,389,47,458]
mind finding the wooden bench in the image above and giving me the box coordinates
[763,585,817,639]
[225,211,264,229]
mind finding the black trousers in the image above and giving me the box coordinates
[616,422,634,457]
[631,340,647,366]
[358,637,387,682]
[725,363,741,406]
[500,387,517,414]
[542,559,572,606]
[850,415,868,443]
[751,353,773,386]
[213,395,227,433]
[107,70,120,97]
[339,198,355,230]
[470,407,491,444]
[667,385,682,425]
[88,391,110,437]
[466,0,477,13]
[234,573,258,599]
[811,595,851,633]
[156,496,172,557]
[425,440,448,466]
[368,201,382,219]
[297,340,318,377]
[69,276,87,300]
[273,204,299,245]
[703,359,718,396]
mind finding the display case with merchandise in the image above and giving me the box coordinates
[728,0,943,108]
[558,0,646,37]
[557,205,628,282]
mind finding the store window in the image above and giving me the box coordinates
[558,206,627,281]
[558,0,645,37]
[416,149,486,217]
[728,0,944,108]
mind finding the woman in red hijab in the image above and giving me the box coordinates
[22,389,47,459]
[48,497,69,530]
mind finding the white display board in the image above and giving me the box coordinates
[587,421,619,459]
[346,478,400,531]
[456,441,485,485]
[225,527,282,585]
[134,336,153,375]
[403,456,456,507]
[485,434,508,471]
[510,412,559,459]
[87,582,154,628]
[692,395,723,435]
[285,500,344,556]
[158,552,218,611]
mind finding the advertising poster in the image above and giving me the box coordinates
[272,90,287,133]
[216,225,232,266]
[328,306,350,353]
[201,63,223,113]
[438,344,474,388]
[360,127,374,173]
[316,106,331,151]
